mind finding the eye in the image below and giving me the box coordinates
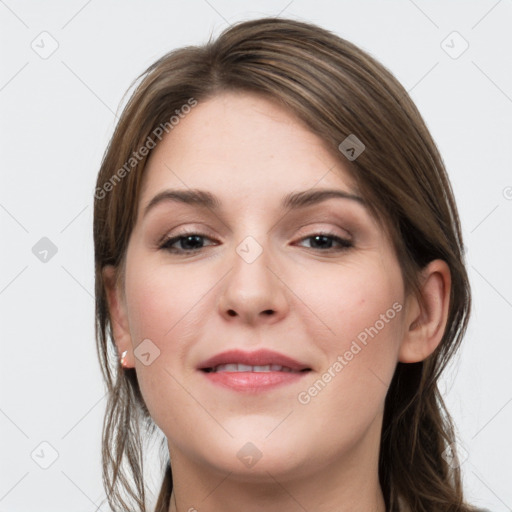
[158,230,353,255]
[159,232,217,254]
[296,232,353,252]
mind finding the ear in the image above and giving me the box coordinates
[102,265,135,368]
[398,259,451,363]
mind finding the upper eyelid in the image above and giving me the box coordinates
[158,235,353,256]
[151,210,360,247]
[159,229,353,249]
[161,224,352,239]
[146,201,365,233]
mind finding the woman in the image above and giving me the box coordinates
[94,17,489,512]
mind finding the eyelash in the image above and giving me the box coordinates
[158,230,354,254]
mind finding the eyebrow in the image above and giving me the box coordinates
[143,188,365,218]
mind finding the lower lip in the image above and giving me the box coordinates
[200,370,308,392]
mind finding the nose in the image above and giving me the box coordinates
[217,237,289,325]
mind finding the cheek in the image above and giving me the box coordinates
[124,253,209,344]
[294,259,404,414]
[296,257,404,349]
[122,256,217,429]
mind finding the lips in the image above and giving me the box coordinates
[208,363,296,373]
[197,349,311,394]
[198,349,311,373]
[197,349,312,392]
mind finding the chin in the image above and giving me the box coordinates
[192,426,314,481]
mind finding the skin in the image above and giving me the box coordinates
[103,91,451,512]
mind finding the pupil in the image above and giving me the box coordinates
[182,235,203,250]
[312,235,331,249]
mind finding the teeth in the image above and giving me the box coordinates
[211,363,294,373]
[253,365,270,372]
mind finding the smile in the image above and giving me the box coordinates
[197,349,312,392]
[204,364,304,373]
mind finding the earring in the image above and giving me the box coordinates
[120,350,128,367]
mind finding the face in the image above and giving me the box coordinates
[110,91,411,482]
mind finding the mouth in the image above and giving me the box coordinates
[202,363,310,373]
[198,349,312,392]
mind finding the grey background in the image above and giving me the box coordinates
[1,1,511,510]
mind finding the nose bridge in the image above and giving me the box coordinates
[218,232,288,323]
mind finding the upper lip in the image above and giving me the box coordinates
[198,349,311,372]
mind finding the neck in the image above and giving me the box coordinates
[168,480,385,512]
[167,467,386,512]
[166,414,386,512]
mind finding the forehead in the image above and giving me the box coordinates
[139,92,359,209]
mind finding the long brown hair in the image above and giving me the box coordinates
[94,17,475,512]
